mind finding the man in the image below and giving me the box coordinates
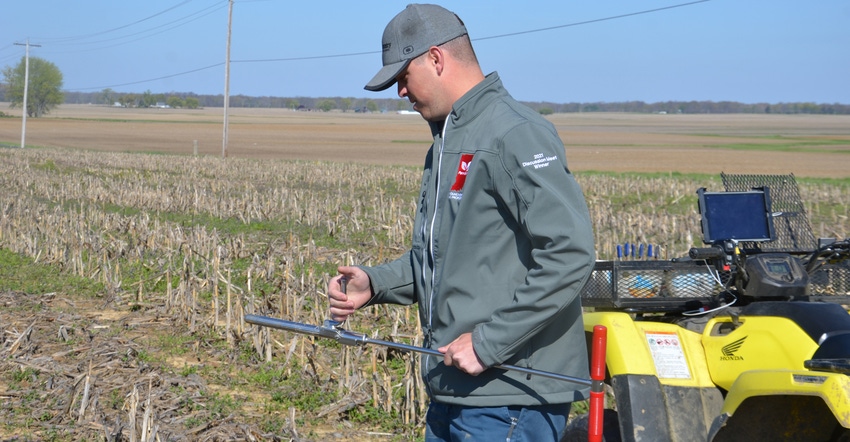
[327,4,596,441]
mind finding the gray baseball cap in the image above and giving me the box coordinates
[364,4,468,92]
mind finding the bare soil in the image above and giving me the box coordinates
[1,104,848,178]
[0,104,848,441]
[0,289,370,441]
[1,291,252,441]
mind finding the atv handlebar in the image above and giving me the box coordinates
[689,246,726,260]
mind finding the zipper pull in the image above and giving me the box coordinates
[423,326,434,348]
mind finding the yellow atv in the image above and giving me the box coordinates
[564,174,850,442]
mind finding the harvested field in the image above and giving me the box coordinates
[0,105,848,441]
[1,104,849,178]
[0,290,253,441]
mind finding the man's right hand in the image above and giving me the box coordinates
[328,266,373,322]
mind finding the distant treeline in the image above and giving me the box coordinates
[2,84,848,114]
[536,100,850,115]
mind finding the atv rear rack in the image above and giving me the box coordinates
[579,260,725,311]
[579,259,850,311]
[809,259,850,303]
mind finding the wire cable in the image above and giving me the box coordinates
[682,259,736,316]
[73,63,225,91]
[31,0,198,43]
[233,51,377,64]
[475,0,711,42]
[66,0,711,91]
[42,3,227,54]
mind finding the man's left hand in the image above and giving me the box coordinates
[438,333,487,375]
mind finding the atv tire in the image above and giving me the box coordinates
[561,409,621,442]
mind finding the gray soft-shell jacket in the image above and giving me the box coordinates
[361,72,596,407]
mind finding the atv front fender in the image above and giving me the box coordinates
[708,370,850,441]
[584,312,724,441]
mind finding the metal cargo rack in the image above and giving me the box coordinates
[580,260,728,311]
[579,257,850,310]
[810,259,850,303]
[721,173,817,254]
[580,174,850,311]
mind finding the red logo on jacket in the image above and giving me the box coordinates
[451,154,474,192]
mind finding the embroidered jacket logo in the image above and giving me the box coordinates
[721,336,746,361]
[449,154,474,200]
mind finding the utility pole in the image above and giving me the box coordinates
[222,0,233,158]
[14,39,40,148]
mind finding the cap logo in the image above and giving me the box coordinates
[403,45,414,55]
[382,43,391,52]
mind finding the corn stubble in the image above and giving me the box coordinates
[0,147,846,440]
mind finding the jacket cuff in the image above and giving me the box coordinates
[471,326,498,368]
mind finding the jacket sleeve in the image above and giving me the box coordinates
[359,250,417,306]
[471,120,596,368]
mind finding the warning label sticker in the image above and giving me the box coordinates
[645,331,691,379]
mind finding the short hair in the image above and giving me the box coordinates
[440,34,479,66]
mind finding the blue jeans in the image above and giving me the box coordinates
[424,402,570,442]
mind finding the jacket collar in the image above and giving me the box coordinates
[429,71,503,136]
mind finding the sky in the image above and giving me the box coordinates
[2,0,848,104]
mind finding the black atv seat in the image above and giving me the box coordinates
[739,302,850,349]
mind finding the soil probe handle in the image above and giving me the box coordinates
[588,325,608,442]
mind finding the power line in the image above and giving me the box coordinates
[475,0,711,41]
[227,1,714,63]
[75,63,224,91]
[0,43,23,64]
[0,51,23,65]
[66,0,710,92]
[42,3,227,54]
[233,51,378,64]
[31,0,197,43]
[35,1,226,56]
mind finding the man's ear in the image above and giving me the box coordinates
[428,46,445,76]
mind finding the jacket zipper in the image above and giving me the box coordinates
[423,114,450,377]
